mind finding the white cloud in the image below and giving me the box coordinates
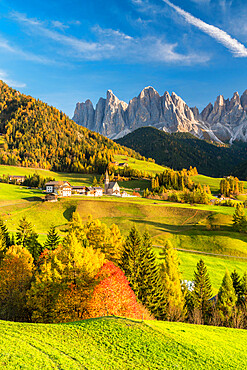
[11,12,114,61]
[51,20,69,31]
[163,0,247,57]
[0,35,54,64]
[0,70,26,88]
[93,25,133,41]
[10,11,208,65]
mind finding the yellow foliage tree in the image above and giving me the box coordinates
[0,245,34,321]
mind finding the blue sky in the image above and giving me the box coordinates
[1,0,247,116]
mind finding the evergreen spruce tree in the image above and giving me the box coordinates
[16,217,42,262]
[160,241,185,321]
[138,231,166,318]
[241,273,247,326]
[192,259,212,324]
[44,224,61,250]
[217,270,237,326]
[11,234,15,246]
[0,232,6,262]
[233,203,247,232]
[231,270,243,306]
[242,272,247,305]
[120,226,142,296]
[0,218,11,248]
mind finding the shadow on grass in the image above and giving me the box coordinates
[131,218,247,245]
[22,196,43,202]
[63,205,77,221]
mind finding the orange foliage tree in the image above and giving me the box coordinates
[86,261,152,320]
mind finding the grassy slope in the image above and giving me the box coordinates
[158,249,247,294]
[1,164,247,290]
[114,154,166,175]
[0,317,246,369]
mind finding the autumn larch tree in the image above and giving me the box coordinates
[160,241,185,321]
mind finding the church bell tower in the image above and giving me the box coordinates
[105,170,109,193]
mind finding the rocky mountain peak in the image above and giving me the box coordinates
[73,87,247,143]
[241,90,247,111]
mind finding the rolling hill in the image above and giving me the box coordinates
[0,80,142,174]
[116,127,247,178]
[0,317,246,369]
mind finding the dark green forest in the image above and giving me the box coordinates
[116,127,247,178]
[0,81,142,174]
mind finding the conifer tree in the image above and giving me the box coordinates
[0,232,6,262]
[120,226,142,295]
[241,273,247,326]
[233,203,247,232]
[0,218,11,248]
[16,217,42,262]
[192,259,212,324]
[231,270,243,306]
[44,224,60,250]
[160,241,185,321]
[217,270,237,326]
[138,231,166,318]
[242,272,247,305]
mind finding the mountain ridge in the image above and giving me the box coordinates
[73,87,247,143]
[116,126,247,178]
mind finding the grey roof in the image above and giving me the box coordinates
[72,186,86,189]
[107,181,119,189]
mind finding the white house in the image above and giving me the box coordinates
[85,186,103,197]
[45,181,72,197]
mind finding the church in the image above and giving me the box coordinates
[104,170,120,195]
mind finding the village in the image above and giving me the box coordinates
[44,170,131,202]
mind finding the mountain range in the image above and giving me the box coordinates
[73,86,247,143]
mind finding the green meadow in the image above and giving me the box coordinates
[114,154,167,175]
[0,317,246,369]
[0,164,247,291]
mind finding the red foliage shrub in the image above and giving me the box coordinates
[85,261,152,320]
[132,191,141,197]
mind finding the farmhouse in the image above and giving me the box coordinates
[104,170,120,195]
[9,175,26,184]
[45,181,72,197]
[85,186,103,197]
[72,185,86,195]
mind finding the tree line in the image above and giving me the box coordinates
[220,176,244,197]
[0,214,246,328]
[143,167,212,205]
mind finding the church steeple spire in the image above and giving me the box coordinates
[105,169,109,193]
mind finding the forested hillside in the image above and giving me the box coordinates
[0,81,142,173]
[116,127,247,177]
